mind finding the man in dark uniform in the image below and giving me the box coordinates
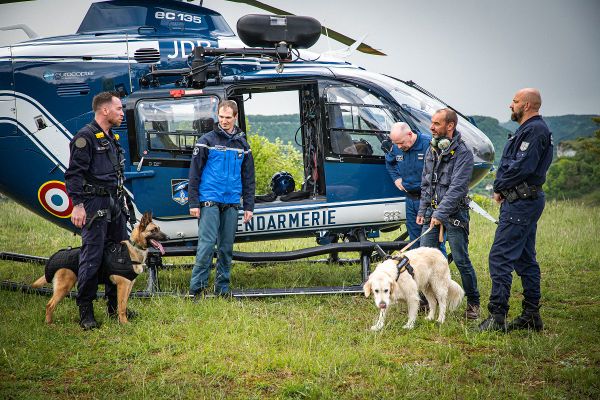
[385,122,446,255]
[479,88,553,332]
[65,91,130,330]
[417,108,481,320]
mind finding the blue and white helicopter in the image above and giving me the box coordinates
[0,0,495,295]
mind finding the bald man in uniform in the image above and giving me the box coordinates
[479,88,553,332]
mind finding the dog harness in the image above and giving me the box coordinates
[394,255,415,280]
[44,243,140,283]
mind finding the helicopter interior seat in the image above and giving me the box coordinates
[193,117,215,135]
[328,104,358,155]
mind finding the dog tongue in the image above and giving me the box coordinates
[149,239,165,255]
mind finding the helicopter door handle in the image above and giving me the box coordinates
[137,156,145,172]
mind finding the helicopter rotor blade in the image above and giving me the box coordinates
[225,0,386,56]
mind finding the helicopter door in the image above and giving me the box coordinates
[128,94,220,220]
[322,84,401,202]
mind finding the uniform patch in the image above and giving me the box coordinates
[520,141,529,151]
[193,147,199,156]
[75,137,87,148]
[396,155,404,162]
[95,132,105,138]
[114,134,120,140]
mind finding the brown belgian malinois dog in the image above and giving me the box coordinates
[32,211,167,324]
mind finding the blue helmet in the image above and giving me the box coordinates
[270,171,295,196]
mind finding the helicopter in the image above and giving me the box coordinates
[0,0,495,296]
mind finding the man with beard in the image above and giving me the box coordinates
[417,108,481,320]
[65,91,131,330]
[479,88,553,332]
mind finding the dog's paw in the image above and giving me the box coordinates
[402,322,415,329]
[425,314,435,321]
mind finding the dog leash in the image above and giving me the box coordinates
[391,225,433,258]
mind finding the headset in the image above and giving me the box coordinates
[430,136,451,151]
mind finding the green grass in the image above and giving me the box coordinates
[1,199,599,399]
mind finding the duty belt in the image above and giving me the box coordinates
[84,184,116,197]
[405,190,421,200]
[501,183,543,203]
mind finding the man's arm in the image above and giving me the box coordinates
[418,148,433,217]
[64,134,93,228]
[241,146,256,219]
[188,141,208,215]
[493,128,549,192]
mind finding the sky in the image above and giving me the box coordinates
[1,0,599,121]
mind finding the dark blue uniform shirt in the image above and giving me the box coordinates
[494,116,553,192]
[65,120,121,205]
[385,132,431,193]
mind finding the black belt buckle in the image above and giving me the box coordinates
[201,201,215,208]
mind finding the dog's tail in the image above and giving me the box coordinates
[447,279,465,311]
[31,275,47,288]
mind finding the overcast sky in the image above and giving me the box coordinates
[1,0,599,121]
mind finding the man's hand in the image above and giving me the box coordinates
[493,192,504,205]
[394,178,406,192]
[190,208,200,218]
[71,205,86,228]
[416,215,424,225]
[243,210,253,224]
[430,216,442,228]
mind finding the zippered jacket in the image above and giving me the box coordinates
[418,132,473,222]
[188,125,255,211]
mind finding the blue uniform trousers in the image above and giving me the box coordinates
[405,197,447,256]
[487,195,545,315]
[420,208,480,306]
[190,205,238,295]
[77,196,128,306]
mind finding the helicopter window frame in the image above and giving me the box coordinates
[323,85,397,161]
[134,95,220,160]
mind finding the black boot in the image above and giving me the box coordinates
[107,298,138,320]
[79,304,99,330]
[506,302,543,332]
[478,313,507,332]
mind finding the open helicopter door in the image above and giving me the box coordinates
[126,89,224,240]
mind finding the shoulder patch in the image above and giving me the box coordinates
[95,132,105,139]
[520,141,529,151]
[75,137,87,148]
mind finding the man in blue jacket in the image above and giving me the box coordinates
[385,122,445,255]
[479,88,553,332]
[188,100,255,297]
[417,108,480,320]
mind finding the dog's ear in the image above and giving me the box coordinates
[363,280,372,298]
[138,211,152,230]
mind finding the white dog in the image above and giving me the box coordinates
[363,247,464,330]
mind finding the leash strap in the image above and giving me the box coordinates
[391,225,433,258]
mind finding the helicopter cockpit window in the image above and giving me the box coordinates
[325,85,396,158]
[135,96,219,159]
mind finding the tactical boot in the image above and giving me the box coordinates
[477,314,507,332]
[465,303,480,320]
[506,305,543,332]
[107,298,138,320]
[79,304,99,330]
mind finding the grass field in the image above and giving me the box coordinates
[1,199,599,399]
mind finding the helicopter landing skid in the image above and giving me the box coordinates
[0,238,408,299]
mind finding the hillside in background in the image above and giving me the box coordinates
[500,114,599,143]
[248,113,599,165]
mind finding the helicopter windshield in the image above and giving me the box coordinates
[77,1,235,36]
